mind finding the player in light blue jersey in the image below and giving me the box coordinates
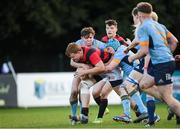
[76,36,106,49]
[128,2,180,123]
[105,39,148,123]
[124,8,161,127]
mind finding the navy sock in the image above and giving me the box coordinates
[81,107,89,116]
[98,99,108,118]
[94,96,101,106]
[147,100,155,123]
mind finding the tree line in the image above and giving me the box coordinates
[0,0,179,72]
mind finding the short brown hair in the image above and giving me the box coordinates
[137,2,152,14]
[105,19,118,27]
[65,43,81,57]
[80,27,95,37]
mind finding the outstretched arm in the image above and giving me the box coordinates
[124,39,139,54]
[128,45,148,63]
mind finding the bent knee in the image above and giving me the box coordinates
[92,90,99,98]
[100,92,108,99]
[139,82,149,90]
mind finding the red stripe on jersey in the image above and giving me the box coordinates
[80,47,111,66]
[101,35,128,46]
[101,35,124,43]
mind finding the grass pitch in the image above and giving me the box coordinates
[0,103,179,128]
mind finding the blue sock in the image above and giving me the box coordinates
[147,100,155,123]
[146,94,155,102]
[131,91,147,113]
[121,95,131,117]
[70,100,78,117]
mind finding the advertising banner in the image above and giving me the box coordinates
[173,71,180,100]
[17,72,121,107]
[0,74,17,107]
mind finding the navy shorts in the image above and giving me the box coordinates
[153,61,175,85]
[134,59,154,76]
[110,79,123,87]
[134,61,144,74]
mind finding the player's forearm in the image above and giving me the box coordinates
[169,42,178,53]
[70,59,85,68]
[144,54,150,68]
[129,49,147,62]
[168,34,178,53]
[105,61,118,71]
[128,40,139,50]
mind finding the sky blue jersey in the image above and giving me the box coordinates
[76,39,106,49]
[113,45,138,76]
[137,19,174,64]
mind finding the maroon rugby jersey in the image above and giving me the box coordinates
[80,47,112,66]
[101,35,128,46]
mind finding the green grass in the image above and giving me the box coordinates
[0,103,179,128]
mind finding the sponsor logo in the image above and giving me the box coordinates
[0,83,10,94]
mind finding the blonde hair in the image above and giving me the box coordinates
[151,11,158,21]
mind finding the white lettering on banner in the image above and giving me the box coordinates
[45,82,65,95]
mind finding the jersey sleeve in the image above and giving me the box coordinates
[75,39,83,45]
[95,40,107,49]
[137,26,149,47]
[161,24,173,39]
[112,45,127,64]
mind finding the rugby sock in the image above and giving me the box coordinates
[81,107,89,116]
[146,94,155,122]
[79,101,82,114]
[70,100,78,117]
[79,95,82,113]
[147,100,155,123]
[176,115,180,124]
[130,90,147,113]
[97,99,108,118]
[133,104,141,117]
[94,96,101,105]
[121,95,131,117]
[146,94,155,102]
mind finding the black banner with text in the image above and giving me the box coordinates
[0,74,17,107]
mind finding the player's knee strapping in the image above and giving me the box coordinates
[127,77,139,87]
[80,79,94,94]
[126,77,139,94]
[121,95,130,101]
